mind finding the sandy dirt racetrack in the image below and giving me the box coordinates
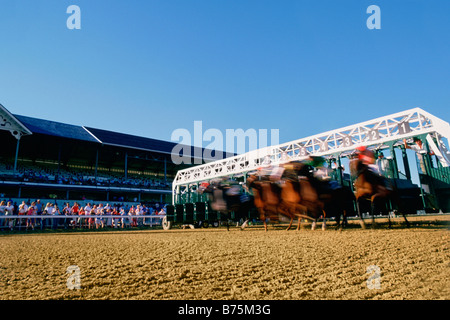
[0,215,448,300]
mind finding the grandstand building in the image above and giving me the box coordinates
[0,104,227,207]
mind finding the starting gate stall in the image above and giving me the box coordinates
[162,181,254,230]
[164,108,450,230]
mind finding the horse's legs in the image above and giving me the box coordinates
[286,217,293,231]
[371,202,375,228]
[337,206,348,230]
[240,218,249,230]
[340,209,348,230]
[222,211,230,231]
[295,204,307,231]
[388,213,392,228]
[296,218,302,231]
[390,193,410,228]
[356,198,366,229]
[289,207,299,231]
[370,195,382,228]
[335,210,341,229]
[257,208,267,232]
[262,213,268,232]
[369,199,376,229]
[402,211,410,228]
[280,204,293,231]
[387,199,393,229]
[322,210,327,231]
[388,196,410,228]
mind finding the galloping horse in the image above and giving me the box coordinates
[281,161,327,230]
[199,179,251,230]
[246,173,289,231]
[349,156,410,228]
[282,160,355,230]
[246,161,336,231]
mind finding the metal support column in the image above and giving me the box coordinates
[388,143,399,179]
[196,183,199,203]
[423,137,438,210]
[174,185,180,205]
[327,158,333,179]
[336,155,343,186]
[401,146,411,180]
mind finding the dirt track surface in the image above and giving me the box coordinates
[0,215,449,300]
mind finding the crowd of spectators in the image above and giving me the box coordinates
[0,163,172,189]
[0,198,167,231]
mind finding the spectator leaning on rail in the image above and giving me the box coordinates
[26,202,36,230]
[18,201,28,228]
[88,205,96,229]
[128,205,136,227]
[104,203,113,227]
[35,199,43,216]
[52,205,61,229]
[42,203,53,229]
[135,205,143,227]
[71,202,79,227]
[141,204,148,225]
[5,201,14,230]
[78,207,86,228]
[62,202,71,229]
[18,201,28,215]
[120,207,128,229]
[95,203,104,229]
[113,207,121,228]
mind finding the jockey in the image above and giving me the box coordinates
[199,182,210,193]
[222,177,241,196]
[301,156,330,180]
[355,146,392,190]
[355,146,381,175]
[256,165,272,181]
[304,156,340,193]
[200,182,210,188]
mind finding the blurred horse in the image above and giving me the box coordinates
[282,160,355,230]
[246,161,331,231]
[199,180,251,231]
[280,162,327,230]
[349,157,409,228]
[246,174,286,231]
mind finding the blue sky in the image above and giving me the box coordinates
[1,0,449,153]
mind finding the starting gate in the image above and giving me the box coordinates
[168,108,450,228]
